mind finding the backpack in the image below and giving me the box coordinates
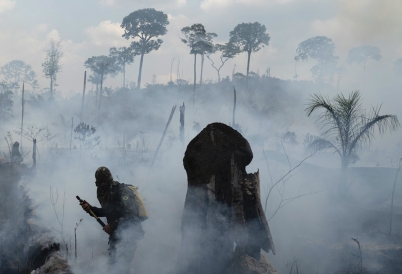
[124,184,149,222]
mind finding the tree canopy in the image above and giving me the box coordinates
[0,60,38,91]
[228,22,270,54]
[0,82,13,119]
[295,36,339,83]
[347,45,381,66]
[228,22,270,88]
[109,46,136,88]
[295,36,337,62]
[84,56,120,79]
[121,8,169,89]
[206,43,239,82]
[42,39,63,99]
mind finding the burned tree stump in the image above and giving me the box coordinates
[176,122,276,274]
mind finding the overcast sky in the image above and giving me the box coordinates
[0,0,401,101]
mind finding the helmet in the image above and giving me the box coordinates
[95,166,113,184]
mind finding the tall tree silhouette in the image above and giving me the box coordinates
[109,46,136,88]
[42,39,63,100]
[347,45,381,90]
[295,36,339,84]
[228,22,270,90]
[84,56,119,125]
[181,24,213,104]
[121,8,169,89]
[0,60,38,92]
[206,43,238,83]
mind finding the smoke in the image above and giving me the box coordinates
[0,62,401,274]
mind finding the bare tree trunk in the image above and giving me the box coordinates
[200,54,204,85]
[233,88,236,128]
[50,76,54,100]
[176,123,276,274]
[98,74,104,127]
[32,138,36,168]
[193,54,197,108]
[246,50,251,91]
[151,105,177,167]
[21,83,24,155]
[95,83,98,107]
[180,103,185,145]
[80,71,86,122]
[138,53,144,89]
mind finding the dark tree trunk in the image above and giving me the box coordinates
[233,88,236,128]
[32,138,36,168]
[80,71,87,122]
[193,54,197,107]
[246,50,252,91]
[180,102,185,145]
[50,76,53,100]
[98,74,103,127]
[21,83,24,155]
[95,83,99,107]
[200,54,204,85]
[138,53,144,89]
[176,123,276,274]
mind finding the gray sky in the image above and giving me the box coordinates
[0,0,401,100]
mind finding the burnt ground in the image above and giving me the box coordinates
[262,150,402,274]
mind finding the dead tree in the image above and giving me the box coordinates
[151,105,176,166]
[32,139,37,168]
[176,122,276,274]
[20,83,25,155]
[180,102,185,144]
[233,87,236,127]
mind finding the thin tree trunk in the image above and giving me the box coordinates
[246,50,251,91]
[21,83,24,155]
[75,227,77,263]
[98,74,103,127]
[180,103,185,145]
[95,83,99,107]
[389,159,402,235]
[200,54,204,85]
[218,70,221,83]
[32,138,36,168]
[80,71,87,122]
[152,105,177,167]
[193,54,197,107]
[233,88,236,128]
[50,76,53,100]
[138,53,144,89]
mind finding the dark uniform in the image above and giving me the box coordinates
[11,142,23,163]
[89,167,144,273]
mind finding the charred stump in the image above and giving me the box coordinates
[176,122,276,274]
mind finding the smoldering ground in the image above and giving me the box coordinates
[0,75,402,273]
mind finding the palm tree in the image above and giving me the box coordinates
[306,91,400,196]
